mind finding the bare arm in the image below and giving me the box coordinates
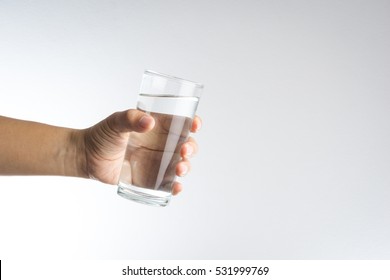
[0,111,201,195]
[0,115,86,177]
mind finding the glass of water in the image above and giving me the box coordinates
[117,70,203,207]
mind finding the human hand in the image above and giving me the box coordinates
[81,109,201,195]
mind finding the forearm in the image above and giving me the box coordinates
[0,116,87,178]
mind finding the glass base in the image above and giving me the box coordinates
[117,182,172,207]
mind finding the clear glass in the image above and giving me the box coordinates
[117,70,203,207]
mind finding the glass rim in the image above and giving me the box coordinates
[144,70,204,89]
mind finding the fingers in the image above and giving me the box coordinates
[172,159,193,195]
[181,137,198,159]
[108,109,155,134]
[173,137,198,195]
[172,182,183,196]
[191,115,202,133]
[176,160,191,177]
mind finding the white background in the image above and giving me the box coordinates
[1,0,390,259]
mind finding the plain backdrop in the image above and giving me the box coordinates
[0,0,390,259]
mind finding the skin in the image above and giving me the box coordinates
[0,109,201,195]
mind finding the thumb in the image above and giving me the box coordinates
[108,109,155,133]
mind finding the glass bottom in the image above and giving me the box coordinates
[117,182,172,207]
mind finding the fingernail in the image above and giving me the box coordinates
[186,145,193,158]
[195,121,202,132]
[139,115,152,129]
[180,165,188,176]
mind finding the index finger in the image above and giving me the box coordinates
[191,116,202,133]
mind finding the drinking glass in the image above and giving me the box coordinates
[117,70,203,207]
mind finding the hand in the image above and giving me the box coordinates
[82,109,201,195]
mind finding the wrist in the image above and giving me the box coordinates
[66,128,89,179]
